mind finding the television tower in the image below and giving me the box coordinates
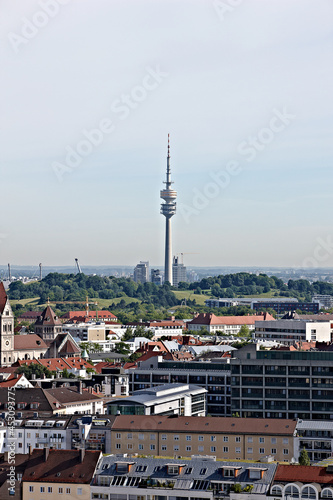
[160,134,177,285]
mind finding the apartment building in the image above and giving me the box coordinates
[188,312,274,334]
[68,414,115,453]
[22,448,101,500]
[254,318,331,344]
[92,455,277,500]
[294,420,333,463]
[126,356,231,416]
[109,414,296,462]
[230,344,333,420]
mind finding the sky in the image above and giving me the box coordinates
[1,0,333,269]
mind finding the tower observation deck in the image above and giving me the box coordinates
[160,134,177,285]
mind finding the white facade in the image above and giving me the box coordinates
[254,319,331,344]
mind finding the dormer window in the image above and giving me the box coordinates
[222,466,242,477]
[30,403,39,409]
[248,467,267,480]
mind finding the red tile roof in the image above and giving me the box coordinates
[188,312,275,326]
[62,310,117,321]
[14,334,48,350]
[275,464,333,484]
[0,282,8,314]
[22,449,101,484]
[58,339,81,354]
[0,374,28,388]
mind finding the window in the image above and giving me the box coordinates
[29,486,34,492]
[198,445,204,452]
[127,444,133,450]
[247,447,253,453]
[259,437,265,443]
[150,444,155,451]
[322,489,333,498]
[127,433,132,439]
[302,486,316,499]
[224,468,235,477]
[77,488,82,496]
[247,437,253,443]
[66,488,71,494]
[27,433,31,438]
[198,435,204,441]
[211,446,216,452]
[186,446,192,451]
[174,445,179,451]
[138,433,144,440]
[59,487,63,494]
[40,487,45,493]
[259,448,265,454]
[223,436,229,442]
[150,434,156,440]
[271,485,282,496]
[174,435,179,441]
[283,438,289,444]
[161,445,167,451]
[236,447,241,453]
[283,449,289,455]
[211,435,216,442]
[138,444,143,450]
[200,468,207,475]
[161,434,167,440]
[235,436,241,442]
[285,485,299,498]
[48,486,53,493]
[271,437,277,444]
[223,446,229,453]
[116,433,121,439]
[116,443,121,449]
[271,448,277,454]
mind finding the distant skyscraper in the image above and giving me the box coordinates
[151,269,163,286]
[160,135,177,285]
[133,261,149,283]
[172,256,187,287]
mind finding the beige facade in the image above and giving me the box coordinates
[110,415,296,462]
[22,481,90,500]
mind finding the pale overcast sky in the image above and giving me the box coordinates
[1,0,332,268]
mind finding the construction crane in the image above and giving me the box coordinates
[175,253,199,264]
[75,258,82,274]
[39,263,42,281]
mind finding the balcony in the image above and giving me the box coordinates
[241,367,263,375]
[265,391,286,399]
[265,379,286,387]
[288,392,310,399]
[289,368,310,376]
[241,378,263,386]
[289,402,310,411]
[288,379,310,387]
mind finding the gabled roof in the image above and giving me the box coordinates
[0,374,31,388]
[58,338,81,354]
[188,312,275,326]
[0,282,8,315]
[22,449,101,484]
[45,387,103,404]
[14,334,48,351]
[35,305,62,326]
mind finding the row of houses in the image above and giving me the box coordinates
[3,447,333,500]
[2,412,333,464]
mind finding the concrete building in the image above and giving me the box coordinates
[22,448,101,500]
[68,414,115,453]
[160,135,177,285]
[62,322,106,342]
[151,268,163,285]
[110,414,297,462]
[127,355,231,417]
[294,419,333,463]
[254,318,331,344]
[133,261,149,283]
[230,344,333,420]
[106,383,207,417]
[312,294,333,309]
[92,454,277,500]
[173,255,187,286]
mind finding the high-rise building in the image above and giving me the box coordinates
[172,256,186,287]
[151,269,163,285]
[160,135,177,285]
[133,261,149,283]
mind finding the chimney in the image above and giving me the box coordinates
[4,451,8,463]
[44,447,49,462]
[79,381,83,394]
[29,445,33,456]
[80,448,85,463]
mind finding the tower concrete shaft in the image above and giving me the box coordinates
[160,135,177,285]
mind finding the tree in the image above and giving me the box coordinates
[299,448,310,466]
[238,325,251,338]
[17,363,56,380]
[114,342,131,355]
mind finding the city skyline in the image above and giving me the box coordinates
[1,1,333,268]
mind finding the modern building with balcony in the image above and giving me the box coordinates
[230,344,333,420]
[295,420,333,463]
[254,318,331,345]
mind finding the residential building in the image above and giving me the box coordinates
[62,322,106,342]
[252,301,319,314]
[0,372,33,389]
[68,414,116,453]
[105,383,207,416]
[230,344,333,420]
[127,355,231,416]
[61,310,117,322]
[22,448,101,500]
[0,453,30,500]
[133,261,149,283]
[270,463,333,500]
[312,294,333,309]
[294,420,333,463]
[0,416,70,455]
[92,454,277,500]
[110,414,297,461]
[151,268,163,285]
[188,312,275,334]
[254,318,331,344]
[172,255,187,286]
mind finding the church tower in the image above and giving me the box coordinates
[0,282,14,366]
